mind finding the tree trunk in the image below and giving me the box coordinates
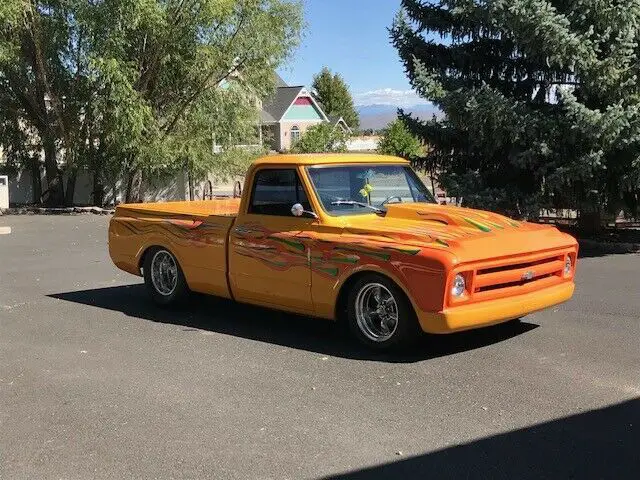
[42,136,64,206]
[92,171,105,207]
[124,170,135,203]
[30,158,42,205]
[188,168,194,201]
[125,169,144,203]
[136,170,145,203]
[65,168,77,206]
[91,142,108,206]
[111,181,119,206]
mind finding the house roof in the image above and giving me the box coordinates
[261,86,305,124]
[274,72,289,88]
[261,72,330,124]
[328,115,353,133]
[259,109,276,123]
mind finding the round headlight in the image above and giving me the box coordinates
[451,273,466,297]
[564,256,572,276]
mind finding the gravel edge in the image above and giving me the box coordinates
[0,206,115,216]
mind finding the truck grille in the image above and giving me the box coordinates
[472,254,566,301]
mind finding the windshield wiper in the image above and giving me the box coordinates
[330,200,386,214]
[379,195,403,207]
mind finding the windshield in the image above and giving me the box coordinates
[306,164,436,216]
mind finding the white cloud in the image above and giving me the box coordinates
[353,88,431,108]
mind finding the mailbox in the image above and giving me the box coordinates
[0,175,8,209]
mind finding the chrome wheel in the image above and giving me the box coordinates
[355,283,399,342]
[150,250,178,296]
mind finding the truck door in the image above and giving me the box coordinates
[228,167,316,313]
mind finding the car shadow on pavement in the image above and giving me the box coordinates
[49,284,538,363]
[321,397,640,479]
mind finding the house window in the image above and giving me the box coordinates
[290,125,300,144]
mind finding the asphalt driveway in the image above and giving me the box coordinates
[0,215,638,479]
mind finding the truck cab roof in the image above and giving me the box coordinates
[252,153,409,167]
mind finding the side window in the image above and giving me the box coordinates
[249,169,312,216]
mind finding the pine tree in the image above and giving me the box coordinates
[391,0,640,224]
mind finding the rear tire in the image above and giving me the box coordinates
[346,273,420,351]
[143,247,189,306]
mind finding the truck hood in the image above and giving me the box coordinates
[341,203,577,263]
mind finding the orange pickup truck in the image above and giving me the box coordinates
[108,154,577,350]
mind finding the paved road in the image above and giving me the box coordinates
[1,215,638,479]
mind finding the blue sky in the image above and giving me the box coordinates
[277,0,429,108]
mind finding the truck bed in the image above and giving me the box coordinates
[115,198,241,219]
[109,198,240,298]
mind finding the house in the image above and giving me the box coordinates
[327,115,352,135]
[259,74,350,151]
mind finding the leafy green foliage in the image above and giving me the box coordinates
[391,0,640,220]
[290,123,348,153]
[377,119,422,160]
[312,67,360,129]
[209,146,268,183]
[0,0,302,205]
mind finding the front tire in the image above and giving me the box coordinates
[346,273,420,350]
[143,247,189,306]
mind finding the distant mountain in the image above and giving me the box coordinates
[356,104,441,131]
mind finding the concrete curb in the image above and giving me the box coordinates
[0,206,115,216]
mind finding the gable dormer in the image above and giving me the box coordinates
[281,88,327,121]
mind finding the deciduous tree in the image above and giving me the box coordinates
[377,119,422,160]
[290,123,348,153]
[1,0,302,205]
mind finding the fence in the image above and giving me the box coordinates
[535,209,640,229]
[5,168,188,206]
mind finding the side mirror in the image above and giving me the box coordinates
[291,203,318,219]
